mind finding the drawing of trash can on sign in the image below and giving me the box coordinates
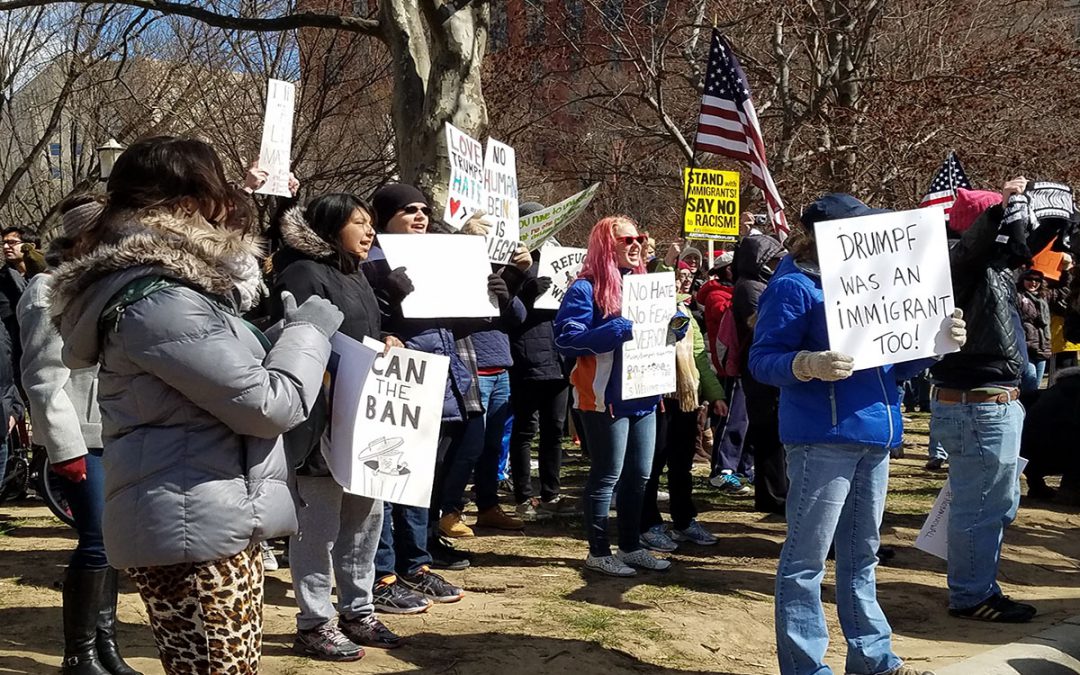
[357,436,411,502]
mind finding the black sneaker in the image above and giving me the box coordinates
[293,621,365,661]
[400,566,464,603]
[340,613,404,649]
[949,594,1036,623]
[429,536,471,571]
[924,457,946,471]
[372,576,433,615]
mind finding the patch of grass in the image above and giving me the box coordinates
[0,519,25,536]
[538,600,670,649]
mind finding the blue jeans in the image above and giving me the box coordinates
[374,501,431,578]
[776,444,900,675]
[57,448,108,569]
[473,371,512,512]
[578,410,656,557]
[931,398,1024,609]
[1021,359,1047,394]
[437,410,486,516]
[928,421,948,462]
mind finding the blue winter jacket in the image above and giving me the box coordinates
[554,275,687,418]
[748,256,933,448]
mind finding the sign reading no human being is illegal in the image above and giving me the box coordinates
[814,207,960,370]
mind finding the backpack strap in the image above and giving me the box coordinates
[99,274,271,349]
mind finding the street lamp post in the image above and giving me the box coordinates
[96,138,124,181]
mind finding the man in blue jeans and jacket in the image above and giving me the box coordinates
[928,178,1064,623]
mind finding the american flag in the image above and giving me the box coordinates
[694,29,788,239]
[919,151,971,221]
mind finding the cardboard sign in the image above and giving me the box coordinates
[482,138,519,264]
[683,168,740,242]
[1032,240,1066,281]
[520,183,601,250]
[444,123,485,230]
[815,207,959,370]
[323,334,449,508]
[254,79,296,197]
[377,234,498,319]
[534,245,586,311]
[621,272,677,400]
[916,457,1027,560]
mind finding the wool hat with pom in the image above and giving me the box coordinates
[948,188,1001,234]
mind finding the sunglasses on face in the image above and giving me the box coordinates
[400,205,432,217]
[616,235,647,246]
[2,240,21,247]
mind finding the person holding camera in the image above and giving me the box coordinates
[928,178,1064,623]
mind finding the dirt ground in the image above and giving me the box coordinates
[1,412,1078,675]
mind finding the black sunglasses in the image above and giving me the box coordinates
[401,205,432,216]
[616,235,647,246]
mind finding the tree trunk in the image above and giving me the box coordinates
[379,0,488,214]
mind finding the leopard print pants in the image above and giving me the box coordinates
[128,544,264,674]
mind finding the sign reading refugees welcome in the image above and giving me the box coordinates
[815,207,960,370]
[683,168,740,242]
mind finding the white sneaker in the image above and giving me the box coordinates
[656,490,671,503]
[260,541,279,572]
[671,519,718,546]
[616,548,672,571]
[639,524,679,552]
[585,554,636,577]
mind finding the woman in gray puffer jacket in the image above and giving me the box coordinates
[49,136,342,675]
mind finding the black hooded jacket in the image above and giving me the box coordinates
[733,235,784,345]
[930,204,1026,388]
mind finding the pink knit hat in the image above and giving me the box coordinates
[948,188,1000,234]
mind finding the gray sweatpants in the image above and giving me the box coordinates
[290,475,383,630]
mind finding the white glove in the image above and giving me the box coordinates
[945,308,967,348]
[792,350,855,382]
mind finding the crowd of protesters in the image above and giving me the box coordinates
[1,135,1077,675]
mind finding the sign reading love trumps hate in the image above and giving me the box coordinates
[621,272,677,400]
[815,207,959,370]
[444,123,484,230]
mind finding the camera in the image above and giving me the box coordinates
[753,214,768,227]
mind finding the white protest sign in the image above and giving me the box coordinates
[520,183,601,250]
[444,123,485,230]
[254,79,296,197]
[916,457,1027,560]
[323,334,449,508]
[621,272,677,400]
[483,138,519,264]
[534,245,586,311]
[815,207,959,370]
[378,233,498,319]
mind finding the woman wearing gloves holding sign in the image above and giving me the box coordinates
[749,194,966,675]
[555,216,687,577]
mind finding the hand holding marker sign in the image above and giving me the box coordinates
[815,207,960,370]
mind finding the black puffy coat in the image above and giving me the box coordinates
[509,265,565,382]
[930,205,1026,388]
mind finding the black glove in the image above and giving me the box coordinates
[383,266,414,305]
[519,276,553,305]
[488,273,511,309]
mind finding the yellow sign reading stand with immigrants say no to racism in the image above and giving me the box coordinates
[683,168,740,242]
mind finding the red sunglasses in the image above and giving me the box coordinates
[616,235,647,246]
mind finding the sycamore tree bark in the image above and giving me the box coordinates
[378,0,488,212]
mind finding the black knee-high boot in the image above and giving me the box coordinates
[62,568,111,675]
[96,568,141,675]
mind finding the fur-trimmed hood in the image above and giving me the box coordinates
[50,210,265,368]
[279,205,334,260]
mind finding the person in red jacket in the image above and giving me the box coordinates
[696,253,735,373]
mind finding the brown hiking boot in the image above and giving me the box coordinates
[475,505,524,530]
[438,511,474,538]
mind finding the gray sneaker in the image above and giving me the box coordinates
[639,524,678,552]
[293,621,364,662]
[671,520,718,546]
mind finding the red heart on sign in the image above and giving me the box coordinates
[449,198,462,217]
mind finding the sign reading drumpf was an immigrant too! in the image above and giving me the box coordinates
[322,333,450,508]
[683,168,740,242]
[520,183,601,250]
[621,272,677,400]
[444,123,485,230]
[254,79,296,197]
[534,245,586,311]
[815,207,959,370]
[482,138,519,264]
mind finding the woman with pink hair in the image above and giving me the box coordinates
[554,216,686,576]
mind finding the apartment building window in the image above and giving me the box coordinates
[48,143,61,179]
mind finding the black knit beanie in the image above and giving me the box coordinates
[372,183,428,231]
